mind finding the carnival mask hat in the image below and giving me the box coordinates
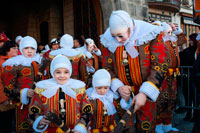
[0,32,8,42]
[60,34,73,49]
[50,54,72,78]
[161,22,172,35]
[109,10,134,34]
[85,38,95,46]
[15,35,23,43]
[19,36,37,55]
[92,69,111,88]
[152,21,162,26]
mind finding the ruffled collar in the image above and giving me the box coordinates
[77,45,93,59]
[100,20,163,58]
[86,87,119,115]
[2,54,42,67]
[50,48,81,57]
[163,34,178,42]
[36,78,85,99]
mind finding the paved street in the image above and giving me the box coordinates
[172,112,194,133]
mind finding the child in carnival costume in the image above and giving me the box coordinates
[47,34,83,80]
[3,36,43,132]
[78,38,102,87]
[29,55,93,133]
[86,69,132,132]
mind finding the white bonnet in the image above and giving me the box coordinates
[85,38,95,46]
[50,55,72,78]
[109,10,134,34]
[60,34,73,49]
[19,36,37,55]
[161,22,172,33]
[92,69,111,88]
[15,35,23,43]
[152,21,162,26]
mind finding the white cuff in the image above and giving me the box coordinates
[20,88,29,105]
[94,49,101,56]
[139,81,160,102]
[33,116,49,132]
[74,124,87,133]
[111,78,124,92]
[173,27,183,35]
[86,66,95,73]
[120,98,132,110]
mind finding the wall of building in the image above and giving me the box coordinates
[63,0,74,36]
[100,0,148,30]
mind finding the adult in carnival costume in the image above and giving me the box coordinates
[100,10,170,132]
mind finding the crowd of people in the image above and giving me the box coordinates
[0,10,199,133]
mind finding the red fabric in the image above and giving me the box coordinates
[0,55,9,103]
[0,33,8,42]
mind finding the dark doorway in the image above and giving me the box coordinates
[74,0,103,48]
[40,21,49,44]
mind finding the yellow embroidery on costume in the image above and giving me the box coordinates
[35,87,46,94]
[8,84,13,89]
[82,104,92,113]
[76,113,80,120]
[5,66,13,71]
[71,87,85,94]
[144,44,150,54]
[29,105,41,114]
[21,68,31,76]
[141,121,151,130]
[154,66,160,71]
[151,55,155,60]
[161,63,168,72]
[108,58,112,63]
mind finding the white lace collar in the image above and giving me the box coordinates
[86,87,119,115]
[50,48,81,57]
[36,78,85,99]
[100,20,163,58]
[3,54,42,67]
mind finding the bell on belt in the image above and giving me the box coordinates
[121,58,129,66]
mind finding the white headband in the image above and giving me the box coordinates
[92,69,111,88]
[19,36,37,55]
[50,55,72,78]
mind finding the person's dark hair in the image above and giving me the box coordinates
[0,40,18,56]
[189,33,198,47]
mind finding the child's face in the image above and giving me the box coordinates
[22,47,36,58]
[95,86,109,95]
[87,44,94,52]
[52,43,59,50]
[53,68,70,85]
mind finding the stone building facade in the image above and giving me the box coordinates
[0,0,148,47]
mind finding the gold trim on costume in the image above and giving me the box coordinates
[146,81,159,91]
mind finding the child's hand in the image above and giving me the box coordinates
[93,45,98,52]
[27,89,35,98]
[131,92,147,113]
[168,22,176,31]
[118,85,132,102]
